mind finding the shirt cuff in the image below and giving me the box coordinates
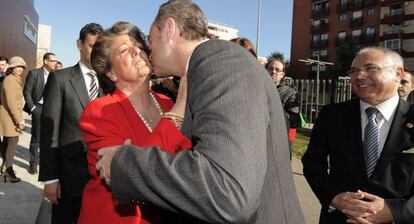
[42,179,59,185]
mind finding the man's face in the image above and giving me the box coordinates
[43,55,58,71]
[398,72,414,98]
[148,22,173,77]
[0,60,7,73]
[77,34,99,69]
[349,50,402,105]
[266,60,285,85]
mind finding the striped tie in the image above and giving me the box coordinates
[363,107,380,177]
[88,72,98,100]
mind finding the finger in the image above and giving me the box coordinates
[343,208,374,218]
[105,177,111,186]
[96,160,103,171]
[360,192,377,201]
[124,139,131,145]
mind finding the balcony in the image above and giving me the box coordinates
[361,33,377,44]
[336,3,348,13]
[312,7,329,18]
[349,0,363,11]
[349,17,364,28]
[311,22,329,33]
[364,0,379,8]
[310,39,329,48]
[382,0,405,6]
[351,35,362,44]
[381,11,405,24]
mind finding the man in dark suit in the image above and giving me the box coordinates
[96,0,304,223]
[302,47,414,224]
[23,52,57,174]
[39,23,103,224]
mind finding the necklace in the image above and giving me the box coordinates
[132,92,164,132]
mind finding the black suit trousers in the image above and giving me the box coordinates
[51,196,82,224]
[29,105,42,166]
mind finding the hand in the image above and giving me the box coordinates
[96,139,131,185]
[19,121,25,131]
[44,182,61,205]
[168,75,187,117]
[331,192,377,219]
[347,191,393,224]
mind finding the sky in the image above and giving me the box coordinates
[34,0,293,67]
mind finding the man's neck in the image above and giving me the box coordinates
[177,39,204,76]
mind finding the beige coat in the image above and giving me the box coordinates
[0,74,23,136]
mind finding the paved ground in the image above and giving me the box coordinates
[0,114,320,224]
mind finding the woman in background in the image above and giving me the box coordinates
[0,56,26,183]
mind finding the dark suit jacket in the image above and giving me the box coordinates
[23,67,46,114]
[39,64,102,197]
[110,40,305,223]
[302,99,414,224]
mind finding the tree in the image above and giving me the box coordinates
[267,51,284,61]
[333,39,359,77]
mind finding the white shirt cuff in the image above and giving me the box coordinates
[42,179,59,185]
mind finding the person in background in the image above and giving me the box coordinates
[23,52,57,175]
[151,76,179,102]
[302,47,414,223]
[398,70,414,101]
[96,0,304,223]
[0,56,8,155]
[55,61,63,70]
[230,37,257,58]
[0,56,26,182]
[39,23,104,224]
[266,58,300,155]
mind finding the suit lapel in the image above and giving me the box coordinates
[69,64,89,108]
[38,68,45,87]
[347,100,368,174]
[374,100,413,175]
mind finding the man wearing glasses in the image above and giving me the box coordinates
[23,52,57,174]
[302,47,414,223]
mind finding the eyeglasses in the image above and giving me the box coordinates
[346,65,395,76]
[48,59,58,63]
[266,66,284,72]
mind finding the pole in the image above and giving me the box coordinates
[256,0,262,55]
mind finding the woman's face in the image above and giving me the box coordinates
[109,34,151,83]
[11,66,25,76]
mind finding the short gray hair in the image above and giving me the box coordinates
[356,46,403,68]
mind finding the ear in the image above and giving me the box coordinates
[164,18,177,41]
[76,39,82,50]
[396,67,404,80]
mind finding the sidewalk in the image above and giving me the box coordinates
[0,114,320,224]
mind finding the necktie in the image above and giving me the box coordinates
[88,72,98,100]
[363,107,380,177]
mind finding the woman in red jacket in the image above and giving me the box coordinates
[77,21,190,224]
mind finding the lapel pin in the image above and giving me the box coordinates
[406,123,414,129]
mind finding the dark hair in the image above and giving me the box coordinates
[91,21,150,94]
[43,52,55,60]
[56,61,62,66]
[79,23,104,42]
[230,37,257,58]
[265,58,285,70]
[154,0,210,40]
[0,56,9,63]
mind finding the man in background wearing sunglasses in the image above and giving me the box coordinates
[302,47,414,223]
[23,52,58,175]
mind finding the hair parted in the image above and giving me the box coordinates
[91,21,150,94]
[154,0,211,40]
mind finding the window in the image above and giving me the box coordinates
[352,29,361,37]
[338,31,346,40]
[313,20,320,26]
[390,4,404,16]
[367,8,375,16]
[340,0,347,7]
[313,35,320,43]
[321,33,328,41]
[320,49,328,57]
[366,27,375,36]
[353,11,362,19]
[384,39,400,50]
[339,14,347,21]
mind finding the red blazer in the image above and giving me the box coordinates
[77,89,191,224]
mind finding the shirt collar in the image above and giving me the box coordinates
[43,67,50,76]
[79,61,95,75]
[184,39,209,76]
[360,94,399,122]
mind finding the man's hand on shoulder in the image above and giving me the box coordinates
[96,139,130,185]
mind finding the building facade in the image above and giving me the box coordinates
[36,24,52,67]
[291,0,414,79]
[208,22,239,40]
[0,0,39,71]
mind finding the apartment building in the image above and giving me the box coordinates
[291,0,414,79]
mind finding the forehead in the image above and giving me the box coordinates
[403,72,414,81]
[0,60,6,64]
[83,34,99,45]
[352,50,389,66]
[112,34,141,46]
[47,55,56,59]
[269,60,284,68]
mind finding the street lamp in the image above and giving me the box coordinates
[299,56,334,117]
[256,0,262,55]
